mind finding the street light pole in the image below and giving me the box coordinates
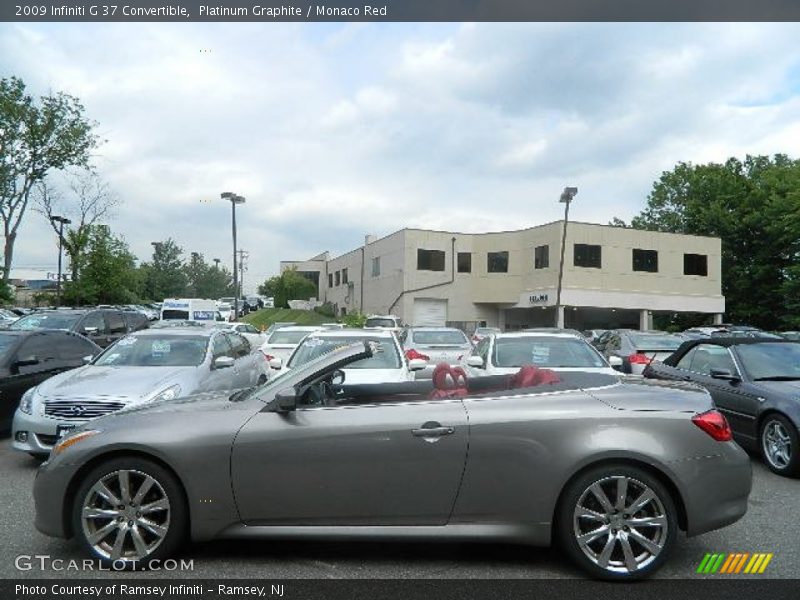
[50,215,71,306]
[554,187,578,328]
[221,192,246,320]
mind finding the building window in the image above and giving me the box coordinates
[327,273,333,288]
[684,253,708,276]
[534,245,549,269]
[342,268,348,284]
[487,251,509,273]
[574,244,601,269]
[371,257,381,277]
[417,249,446,271]
[457,252,472,273]
[334,271,341,286]
[632,249,658,273]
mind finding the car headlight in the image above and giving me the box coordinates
[53,430,101,455]
[150,384,181,403]
[19,387,36,415]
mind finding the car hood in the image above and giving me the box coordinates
[37,365,197,399]
[588,376,715,413]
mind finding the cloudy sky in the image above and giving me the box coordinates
[1,22,800,292]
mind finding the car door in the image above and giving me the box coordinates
[3,333,62,409]
[226,332,256,387]
[76,311,112,347]
[200,333,239,392]
[231,393,469,526]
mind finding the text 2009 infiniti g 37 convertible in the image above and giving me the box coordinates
[33,342,752,580]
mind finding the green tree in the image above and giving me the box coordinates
[257,268,317,309]
[141,238,187,301]
[625,154,800,329]
[183,252,234,299]
[63,225,139,305]
[0,76,100,282]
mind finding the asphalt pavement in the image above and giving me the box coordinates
[0,438,797,580]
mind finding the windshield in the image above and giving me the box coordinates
[288,336,401,369]
[365,318,397,328]
[493,337,607,369]
[94,335,209,367]
[161,309,190,320]
[412,330,469,345]
[269,330,313,345]
[10,313,81,331]
[629,334,682,351]
[737,343,800,380]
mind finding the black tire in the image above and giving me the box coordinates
[760,414,800,477]
[71,457,188,569]
[556,464,678,581]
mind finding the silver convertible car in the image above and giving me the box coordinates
[33,343,751,580]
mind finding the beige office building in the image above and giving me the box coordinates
[280,221,725,331]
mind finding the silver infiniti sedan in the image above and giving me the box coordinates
[33,342,751,580]
[12,328,262,457]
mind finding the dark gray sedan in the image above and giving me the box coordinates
[33,343,751,580]
[644,337,800,477]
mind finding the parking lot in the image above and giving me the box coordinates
[1,438,796,580]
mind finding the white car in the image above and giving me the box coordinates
[272,329,426,384]
[462,331,621,377]
[364,314,403,333]
[217,302,233,322]
[259,326,326,379]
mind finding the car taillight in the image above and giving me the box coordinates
[629,353,650,365]
[405,349,430,361]
[692,410,733,442]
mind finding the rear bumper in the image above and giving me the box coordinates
[671,441,752,537]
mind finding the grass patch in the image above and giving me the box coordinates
[243,308,332,330]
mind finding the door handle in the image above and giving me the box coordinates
[412,426,455,437]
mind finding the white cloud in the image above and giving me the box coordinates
[1,22,800,292]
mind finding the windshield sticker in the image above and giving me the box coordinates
[117,337,137,346]
[151,341,171,354]
[531,345,550,363]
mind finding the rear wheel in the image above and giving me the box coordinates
[72,457,187,569]
[760,414,800,477]
[556,464,677,581]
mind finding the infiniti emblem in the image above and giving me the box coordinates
[70,405,85,416]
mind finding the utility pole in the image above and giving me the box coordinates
[237,249,249,300]
[555,187,578,328]
[221,193,246,320]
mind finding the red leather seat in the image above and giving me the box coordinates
[510,365,561,388]
[430,363,469,399]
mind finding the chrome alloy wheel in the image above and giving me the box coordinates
[81,469,171,562]
[762,420,792,470]
[573,475,669,574]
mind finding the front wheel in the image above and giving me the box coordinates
[556,464,677,581]
[760,414,800,477]
[71,457,187,569]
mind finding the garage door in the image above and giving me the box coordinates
[413,298,447,327]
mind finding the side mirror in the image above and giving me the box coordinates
[408,358,427,371]
[81,355,93,365]
[608,356,624,370]
[269,357,283,370]
[466,355,484,368]
[710,368,739,382]
[83,326,99,335]
[14,356,40,368]
[213,356,235,369]
[274,388,297,412]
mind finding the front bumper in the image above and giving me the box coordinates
[11,409,89,454]
[33,456,82,539]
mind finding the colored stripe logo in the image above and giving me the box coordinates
[697,553,773,574]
